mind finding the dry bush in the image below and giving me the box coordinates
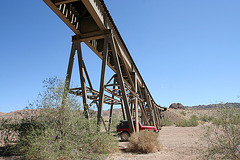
[126,130,162,153]
[201,107,240,159]
[176,115,199,127]
[1,77,117,160]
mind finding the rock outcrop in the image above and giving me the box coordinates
[169,103,184,109]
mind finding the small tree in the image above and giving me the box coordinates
[1,77,117,159]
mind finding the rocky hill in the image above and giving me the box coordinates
[0,109,37,119]
[1,102,240,118]
[185,102,240,109]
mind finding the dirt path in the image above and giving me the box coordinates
[109,125,205,160]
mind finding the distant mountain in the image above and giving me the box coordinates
[185,102,240,109]
[0,109,37,119]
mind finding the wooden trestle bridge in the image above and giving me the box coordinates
[43,0,167,133]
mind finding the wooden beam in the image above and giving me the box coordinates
[106,75,115,85]
[110,35,135,133]
[81,0,105,30]
[54,0,79,5]
[138,101,149,126]
[62,41,76,107]
[43,0,80,34]
[151,99,160,129]
[114,37,135,89]
[76,42,89,119]
[72,29,111,42]
[133,72,139,132]
[97,36,109,125]
[108,78,116,133]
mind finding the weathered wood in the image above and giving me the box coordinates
[43,0,80,34]
[106,75,114,85]
[82,60,99,108]
[76,42,89,119]
[151,99,159,129]
[81,0,105,30]
[62,41,76,107]
[54,0,79,5]
[101,116,108,132]
[97,36,109,125]
[108,78,116,133]
[143,88,155,126]
[133,72,139,132]
[82,61,93,90]
[114,41,134,89]
[110,35,135,133]
[138,101,149,126]
[72,29,111,42]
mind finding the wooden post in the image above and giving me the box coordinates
[110,35,135,133]
[115,75,126,120]
[151,100,159,129]
[76,42,89,119]
[62,42,76,108]
[97,36,109,125]
[108,78,116,133]
[83,61,99,108]
[133,72,139,132]
[120,99,126,120]
[156,108,161,130]
[138,101,149,125]
[130,102,133,116]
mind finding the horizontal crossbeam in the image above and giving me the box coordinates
[72,29,112,42]
[53,0,79,5]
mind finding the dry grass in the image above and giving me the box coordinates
[126,130,162,154]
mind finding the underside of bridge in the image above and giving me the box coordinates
[43,0,167,133]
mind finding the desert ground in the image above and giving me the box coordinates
[0,109,215,160]
[0,125,207,160]
[108,124,206,160]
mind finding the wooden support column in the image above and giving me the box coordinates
[97,36,109,125]
[62,42,76,108]
[76,42,89,119]
[138,101,149,125]
[130,103,133,116]
[149,99,159,128]
[108,78,116,133]
[135,99,139,132]
[83,61,99,108]
[144,89,155,126]
[83,61,93,90]
[156,106,162,129]
[120,99,126,120]
[133,72,139,132]
[156,108,161,129]
[115,75,126,120]
[110,35,135,133]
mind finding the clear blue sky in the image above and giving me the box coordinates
[0,0,239,113]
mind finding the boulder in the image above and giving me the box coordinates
[169,103,184,109]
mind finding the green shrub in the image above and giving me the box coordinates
[1,77,117,159]
[161,117,173,126]
[202,107,240,159]
[180,111,186,116]
[176,115,199,127]
[199,114,214,122]
[108,114,122,132]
